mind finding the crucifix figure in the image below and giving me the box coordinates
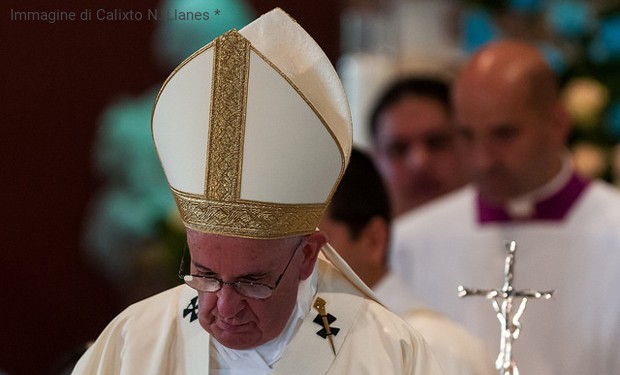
[457,241,555,375]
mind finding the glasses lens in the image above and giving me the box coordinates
[183,277,273,299]
[184,276,221,292]
[237,284,272,300]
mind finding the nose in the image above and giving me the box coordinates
[216,284,246,319]
[405,146,430,171]
[468,137,497,173]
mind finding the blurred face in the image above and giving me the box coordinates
[186,231,322,349]
[318,216,360,270]
[318,215,386,287]
[373,97,466,216]
[453,80,562,204]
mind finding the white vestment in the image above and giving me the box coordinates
[374,272,496,375]
[73,246,444,374]
[392,181,620,375]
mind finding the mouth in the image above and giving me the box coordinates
[215,319,254,333]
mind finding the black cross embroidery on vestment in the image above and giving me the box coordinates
[183,296,199,322]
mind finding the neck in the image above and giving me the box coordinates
[510,153,571,203]
[490,153,568,206]
[361,265,388,289]
[476,155,589,223]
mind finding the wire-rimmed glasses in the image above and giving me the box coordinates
[178,238,304,300]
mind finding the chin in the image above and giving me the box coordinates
[211,329,264,349]
[203,318,270,350]
[217,337,260,350]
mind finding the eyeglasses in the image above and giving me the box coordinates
[178,238,304,300]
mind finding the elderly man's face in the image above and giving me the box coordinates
[186,230,321,349]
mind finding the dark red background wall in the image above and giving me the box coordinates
[0,1,341,374]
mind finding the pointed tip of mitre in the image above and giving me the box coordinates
[239,7,352,163]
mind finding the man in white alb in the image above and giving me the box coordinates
[320,147,495,375]
[391,40,620,374]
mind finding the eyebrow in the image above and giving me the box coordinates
[192,261,270,280]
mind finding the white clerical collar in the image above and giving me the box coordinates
[210,264,319,372]
[506,153,572,218]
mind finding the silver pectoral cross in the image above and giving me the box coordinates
[458,241,555,375]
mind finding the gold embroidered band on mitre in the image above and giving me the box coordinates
[168,29,327,239]
[206,30,249,202]
[173,188,326,238]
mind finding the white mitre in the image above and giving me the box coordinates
[152,8,353,239]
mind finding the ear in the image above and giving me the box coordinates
[360,216,390,266]
[550,101,571,146]
[298,231,327,280]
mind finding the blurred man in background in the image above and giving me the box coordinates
[369,76,468,217]
[320,148,494,375]
[392,40,620,374]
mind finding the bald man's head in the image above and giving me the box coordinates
[457,40,558,115]
[452,40,570,204]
